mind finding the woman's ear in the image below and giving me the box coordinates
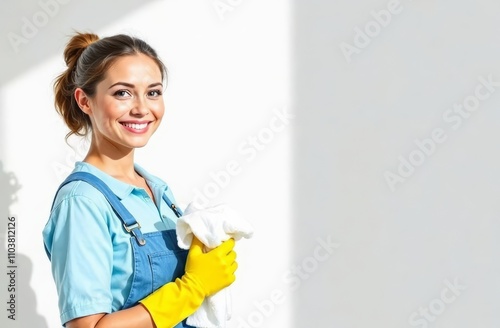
[74,88,92,115]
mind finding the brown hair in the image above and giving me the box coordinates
[53,31,167,140]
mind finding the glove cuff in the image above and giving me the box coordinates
[139,275,205,328]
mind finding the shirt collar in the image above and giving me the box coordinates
[72,161,168,200]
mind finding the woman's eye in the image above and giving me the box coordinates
[148,89,162,97]
[114,90,131,98]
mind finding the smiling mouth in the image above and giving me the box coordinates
[120,122,149,131]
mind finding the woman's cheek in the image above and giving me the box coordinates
[115,100,133,113]
[153,103,165,118]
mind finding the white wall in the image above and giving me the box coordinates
[294,0,500,327]
[0,1,291,327]
[4,1,500,328]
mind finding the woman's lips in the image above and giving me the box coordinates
[120,121,151,134]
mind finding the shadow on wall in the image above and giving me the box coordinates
[0,0,160,87]
[0,162,48,327]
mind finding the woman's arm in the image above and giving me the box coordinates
[66,304,154,328]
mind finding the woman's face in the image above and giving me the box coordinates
[81,53,165,151]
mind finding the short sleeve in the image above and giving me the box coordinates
[43,193,114,325]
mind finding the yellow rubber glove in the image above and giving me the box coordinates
[139,237,237,328]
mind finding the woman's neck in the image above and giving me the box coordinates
[83,138,138,182]
[84,149,155,200]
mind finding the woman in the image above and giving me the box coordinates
[42,32,237,328]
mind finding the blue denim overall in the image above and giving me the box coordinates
[50,172,195,328]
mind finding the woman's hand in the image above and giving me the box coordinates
[185,236,238,297]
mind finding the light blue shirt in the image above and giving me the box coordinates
[42,161,181,325]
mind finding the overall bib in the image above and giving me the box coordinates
[49,172,195,328]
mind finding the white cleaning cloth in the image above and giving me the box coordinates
[176,202,254,328]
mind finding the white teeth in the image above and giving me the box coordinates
[122,122,148,130]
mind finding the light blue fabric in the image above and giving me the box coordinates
[42,161,182,325]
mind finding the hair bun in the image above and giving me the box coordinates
[63,32,99,68]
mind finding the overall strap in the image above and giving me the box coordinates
[52,172,147,246]
[162,194,183,218]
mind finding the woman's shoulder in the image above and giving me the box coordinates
[50,161,114,211]
[50,178,111,213]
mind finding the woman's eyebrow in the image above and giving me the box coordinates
[108,82,163,89]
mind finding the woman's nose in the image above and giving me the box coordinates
[130,97,149,116]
